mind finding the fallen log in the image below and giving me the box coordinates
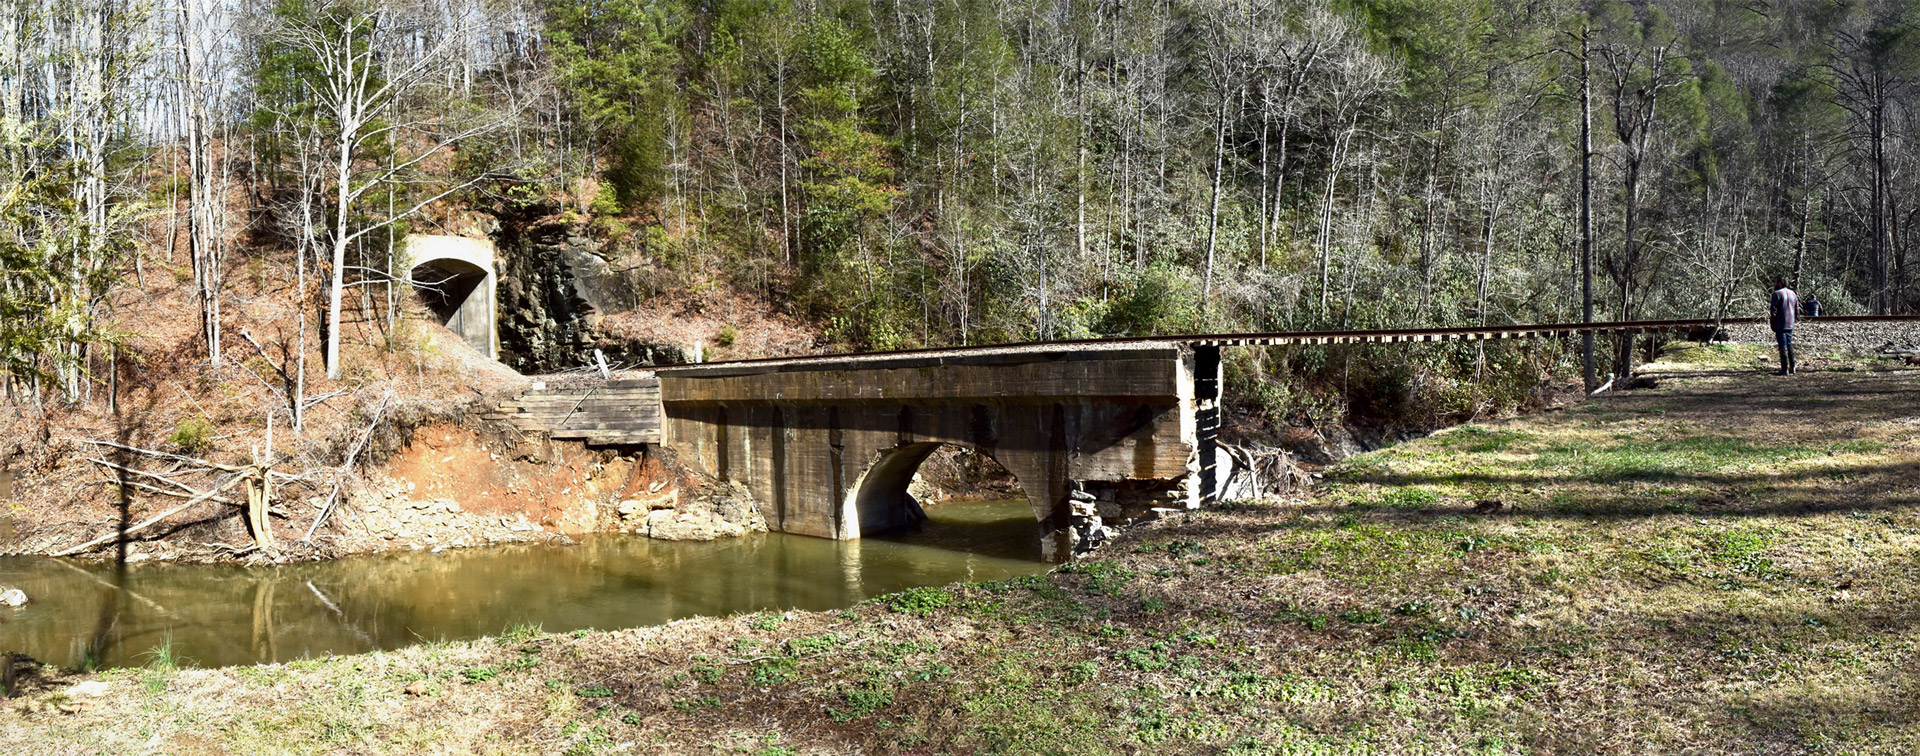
[53,474,248,557]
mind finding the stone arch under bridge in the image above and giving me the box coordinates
[656,344,1223,556]
[404,234,497,359]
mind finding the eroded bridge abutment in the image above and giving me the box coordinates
[655,344,1224,557]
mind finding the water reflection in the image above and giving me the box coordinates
[0,501,1047,669]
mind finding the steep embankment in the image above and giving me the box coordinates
[0,214,816,563]
[7,342,1918,753]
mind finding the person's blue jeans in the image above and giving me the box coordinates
[1775,330,1795,373]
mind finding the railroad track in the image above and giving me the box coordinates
[656,315,1920,371]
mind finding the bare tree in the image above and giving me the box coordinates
[1826,7,1916,314]
[1595,8,1696,369]
[265,0,519,380]
[176,0,234,366]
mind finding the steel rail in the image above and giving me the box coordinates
[656,315,1920,371]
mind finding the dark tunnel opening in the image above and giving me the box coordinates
[411,258,491,355]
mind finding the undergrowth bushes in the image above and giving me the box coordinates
[1225,339,1575,434]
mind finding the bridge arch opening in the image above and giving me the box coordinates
[846,443,1051,560]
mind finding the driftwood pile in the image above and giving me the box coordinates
[1218,442,1304,501]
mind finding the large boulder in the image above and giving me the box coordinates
[644,510,747,541]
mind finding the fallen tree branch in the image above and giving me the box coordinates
[556,387,599,428]
[202,541,260,555]
[53,474,248,557]
[86,458,202,496]
[301,388,352,412]
[302,391,394,542]
[77,439,247,473]
[102,478,245,507]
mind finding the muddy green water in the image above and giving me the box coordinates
[0,501,1049,669]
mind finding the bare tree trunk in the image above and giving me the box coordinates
[1792,192,1812,289]
[1201,87,1228,311]
[1579,27,1596,391]
[1317,125,1353,313]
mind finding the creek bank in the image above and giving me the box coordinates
[326,411,766,556]
[1,399,766,567]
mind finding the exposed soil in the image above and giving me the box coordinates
[0,245,765,565]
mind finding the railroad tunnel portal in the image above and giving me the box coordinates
[404,234,497,359]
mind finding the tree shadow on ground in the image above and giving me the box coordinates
[1333,458,1920,519]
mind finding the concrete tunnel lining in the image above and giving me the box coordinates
[404,234,498,359]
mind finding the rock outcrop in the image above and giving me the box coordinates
[620,480,765,541]
[488,204,687,373]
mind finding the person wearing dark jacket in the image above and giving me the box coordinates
[1770,277,1800,375]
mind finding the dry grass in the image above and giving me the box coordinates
[5,350,1919,754]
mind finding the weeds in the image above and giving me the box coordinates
[885,587,953,616]
[748,613,782,632]
[748,658,797,687]
[139,638,177,695]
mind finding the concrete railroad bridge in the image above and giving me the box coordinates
[487,316,1916,556]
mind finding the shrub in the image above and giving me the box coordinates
[168,417,214,454]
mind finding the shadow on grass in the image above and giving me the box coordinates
[1328,457,1920,519]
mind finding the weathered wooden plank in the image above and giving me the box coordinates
[583,433,661,445]
[506,392,661,404]
[555,422,664,433]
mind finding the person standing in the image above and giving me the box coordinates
[1770,276,1800,375]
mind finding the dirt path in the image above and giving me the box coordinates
[5,348,1918,755]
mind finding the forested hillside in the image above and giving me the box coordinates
[4,0,1918,418]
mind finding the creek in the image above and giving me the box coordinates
[0,500,1048,669]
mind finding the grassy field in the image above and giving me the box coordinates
[6,346,1919,754]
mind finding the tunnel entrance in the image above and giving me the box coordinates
[404,235,497,359]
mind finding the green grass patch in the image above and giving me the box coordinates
[1660,341,1767,366]
[748,658,798,686]
[1057,560,1136,596]
[1437,426,1531,453]
[785,633,841,657]
[885,586,954,616]
[747,613,783,632]
[1531,436,1821,482]
[832,681,895,722]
